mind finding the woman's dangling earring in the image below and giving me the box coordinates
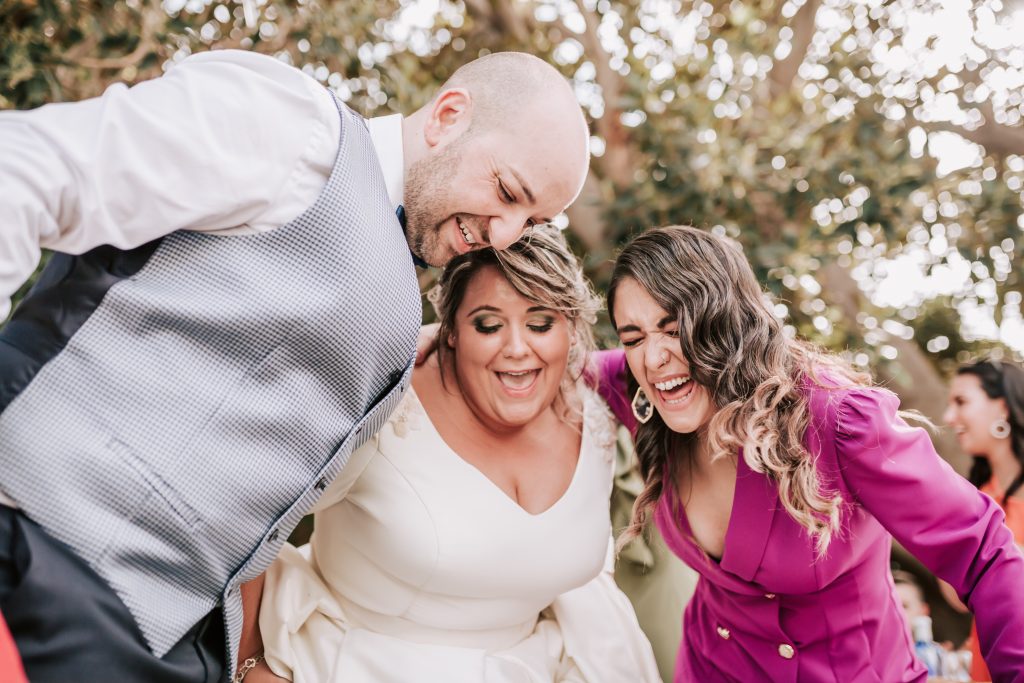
[632,387,654,424]
[991,418,1012,439]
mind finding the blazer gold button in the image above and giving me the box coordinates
[778,643,795,659]
[764,593,776,599]
[716,626,731,640]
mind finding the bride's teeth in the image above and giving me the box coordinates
[498,370,537,389]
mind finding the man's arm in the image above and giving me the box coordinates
[0,49,338,317]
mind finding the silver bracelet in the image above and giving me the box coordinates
[232,654,265,683]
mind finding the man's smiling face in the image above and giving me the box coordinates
[403,122,584,267]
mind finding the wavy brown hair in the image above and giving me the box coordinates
[607,226,869,556]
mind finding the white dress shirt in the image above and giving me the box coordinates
[0,49,405,320]
[0,50,405,509]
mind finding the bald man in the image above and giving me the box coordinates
[0,50,589,682]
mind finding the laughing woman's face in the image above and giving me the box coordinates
[449,266,571,431]
[613,277,716,434]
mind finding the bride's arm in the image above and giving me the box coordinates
[238,575,268,675]
[548,537,662,683]
[237,573,291,681]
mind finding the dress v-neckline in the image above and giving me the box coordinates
[405,385,589,518]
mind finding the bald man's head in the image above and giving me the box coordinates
[401,52,590,266]
[440,52,582,133]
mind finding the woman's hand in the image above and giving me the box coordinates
[416,323,440,365]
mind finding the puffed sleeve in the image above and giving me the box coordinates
[587,349,636,434]
[835,387,1024,680]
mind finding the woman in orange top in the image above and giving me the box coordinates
[944,358,1024,682]
[0,611,27,683]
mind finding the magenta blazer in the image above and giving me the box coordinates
[593,350,1024,682]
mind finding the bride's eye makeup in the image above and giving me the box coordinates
[472,315,502,334]
[527,315,555,333]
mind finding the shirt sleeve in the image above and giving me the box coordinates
[0,49,339,317]
[588,349,636,434]
[835,387,1024,679]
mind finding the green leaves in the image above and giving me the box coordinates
[2,0,1021,366]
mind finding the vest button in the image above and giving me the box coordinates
[716,626,730,640]
[778,643,795,659]
[267,529,279,543]
[315,477,328,491]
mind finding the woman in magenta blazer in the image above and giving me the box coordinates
[597,226,1024,682]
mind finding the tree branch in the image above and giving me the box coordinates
[919,113,1024,159]
[769,0,819,96]
[572,0,634,188]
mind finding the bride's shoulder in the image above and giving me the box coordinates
[579,384,618,453]
[384,385,431,439]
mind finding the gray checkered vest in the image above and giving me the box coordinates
[0,98,421,663]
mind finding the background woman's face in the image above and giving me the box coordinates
[613,277,715,435]
[943,373,1008,457]
[450,266,571,430]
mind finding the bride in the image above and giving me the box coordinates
[246,225,659,682]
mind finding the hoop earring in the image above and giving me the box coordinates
[632,387,654,424]
[991,419,1012,440]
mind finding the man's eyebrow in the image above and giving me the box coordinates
[509,168,536,205]
[657,315,675,329]
[615,324,641,334]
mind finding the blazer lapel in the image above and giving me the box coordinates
[721,449,778,582]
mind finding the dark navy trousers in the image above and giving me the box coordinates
[0,507,225,682]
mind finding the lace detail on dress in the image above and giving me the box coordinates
[389,389,427,439]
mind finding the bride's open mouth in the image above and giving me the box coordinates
[496,369,540,392]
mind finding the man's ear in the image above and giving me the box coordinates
[423,88,473,148]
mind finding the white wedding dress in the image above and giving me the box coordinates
[260,385,660,683]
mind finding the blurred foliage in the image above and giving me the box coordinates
[2,0,1022,392]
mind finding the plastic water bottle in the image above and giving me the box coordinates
[911,615,941,675]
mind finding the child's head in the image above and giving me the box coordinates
[892,570,930,621]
